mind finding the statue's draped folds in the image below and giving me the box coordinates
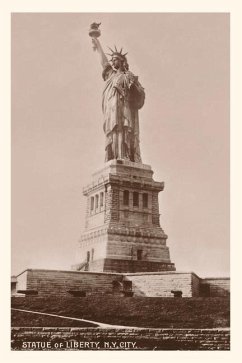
[102,63,145,162]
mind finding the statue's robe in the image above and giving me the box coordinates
[102,63,145,162]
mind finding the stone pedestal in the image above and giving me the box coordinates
[76,160,175,273]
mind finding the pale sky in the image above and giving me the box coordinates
[11,13,229,277]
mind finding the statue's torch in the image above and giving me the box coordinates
[89,22,101,51]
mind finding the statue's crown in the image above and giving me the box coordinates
[106,46,128,60]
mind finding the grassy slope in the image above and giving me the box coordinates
[11,310,98,327]
[11,296,230,328]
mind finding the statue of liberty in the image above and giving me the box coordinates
[89,23,145,162]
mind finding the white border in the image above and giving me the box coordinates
[1,0,241,362]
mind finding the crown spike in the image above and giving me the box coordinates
[107,46,115,54]
[114,45,118,52]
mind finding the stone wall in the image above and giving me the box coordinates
[16,269,122,297]
[11,327,230,350]
[125,272,196,297]
[200,278,230,297]
[79,227,108,266]
[15,269,230,298]
[191,273,200,297]
[16,270,28,291]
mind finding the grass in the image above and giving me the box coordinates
[11,310,98,327]
[11,296,230,328]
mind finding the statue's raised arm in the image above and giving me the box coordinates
[88,23,108,68]
[92,37,108,68]
[88,23,145,163]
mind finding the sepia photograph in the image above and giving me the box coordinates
[10,12,230,351]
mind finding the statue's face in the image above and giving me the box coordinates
[112,56,121,69]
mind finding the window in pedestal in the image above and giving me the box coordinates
[137,249,143,260]
[123,190,129,206]
[91,248,94,261]
[86,251,90,262]
[90,197,94,211]
[133,192,139,207]
[100,192,104,207]
[143,193,148,208]
[95,194,99,210]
